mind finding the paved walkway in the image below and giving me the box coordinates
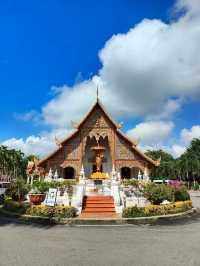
[0,212,200,266]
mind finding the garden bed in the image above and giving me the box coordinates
[122,200,192,218]
[1,198,78,219]
[0,204,196,225]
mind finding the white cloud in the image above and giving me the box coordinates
[175,0,200,16]
[42,77,101,128]
[180,125,200,144]
[2,128,72,157]
[127,121,174,146]
[36,0,200,128]
[14,110,41,124]
[135,124,200,158]
[146,98,183,120]
[168,125,200,157]
[169,144,186,158]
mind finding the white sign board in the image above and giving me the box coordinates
[45,188,58,207]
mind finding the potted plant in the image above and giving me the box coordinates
[28,187,46,205]
[28,181,50,205]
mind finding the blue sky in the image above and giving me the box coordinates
[1,0,200,158]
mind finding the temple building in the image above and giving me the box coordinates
[38,97,159,180]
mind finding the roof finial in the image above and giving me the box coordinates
[96,85,99,101]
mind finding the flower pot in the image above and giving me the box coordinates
[29,193,46,205]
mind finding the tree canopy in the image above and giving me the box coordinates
[0,145,28,180]
[145,138,200,183]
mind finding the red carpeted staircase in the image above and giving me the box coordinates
[80,195,116,218]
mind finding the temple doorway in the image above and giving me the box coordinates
[64,167,75,179]
[121,167,131,179]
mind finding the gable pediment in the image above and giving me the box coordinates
[78,101,118,130]
[81,106,112,129]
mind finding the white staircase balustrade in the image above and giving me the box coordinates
[72,176,86,214]
[56,189,69,206]
[111,180,121,209]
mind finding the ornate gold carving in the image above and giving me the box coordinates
[82,107,111,128]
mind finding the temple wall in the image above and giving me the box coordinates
[115,133,136,160]
[63,134,81,160]
[114,133,150,173]
[45,148,65,176]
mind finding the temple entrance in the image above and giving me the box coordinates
[64,167,75,179]
[121,167,131,179]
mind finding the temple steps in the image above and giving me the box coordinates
[81,196,116,217]
[83,196,113,201]
[84,203,114,207]
[82,208,115,212]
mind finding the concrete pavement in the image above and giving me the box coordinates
[0,212,200,266]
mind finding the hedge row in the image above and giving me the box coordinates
[122,200,192,218]
[3,198,78,218]
[26,205,78,218]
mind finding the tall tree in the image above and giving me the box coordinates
[0,145,28,181]
[145,149,176,179]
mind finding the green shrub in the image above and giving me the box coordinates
[6,178,30,201]
[32,181,51,193]
[122,205,145,218]
[32,180,76,193]
[122,200,192,218]
[122,179,139,187]
[174,186,190,201]
[26,205,78,218]
[58,206,77,218]
[143,184,174,204]
[3,199,30,214]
